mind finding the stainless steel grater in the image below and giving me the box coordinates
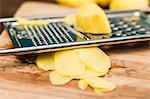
[0,10,150,55]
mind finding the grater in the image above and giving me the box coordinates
[0,10,150,55]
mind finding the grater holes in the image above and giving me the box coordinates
[24,26,38,46]
[44,25,60,44]
[56,23,74,42]
[48,23,64,43]
[39,26,54,44]
[52,23,70,42]
[28,26,43,45]
[34,26,49,45]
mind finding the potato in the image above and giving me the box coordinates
[75,3,111,34]
[57,0,97,7]
[78,79,88,90]
[55,50,85,76]
[85,77,116,91]
[74,47,111,75]
[49,71,72,85]
[16,18,48,26]
[36,53,55,71]
[63,3,112,34]
[110,0,149,10]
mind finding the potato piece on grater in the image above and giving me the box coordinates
[16,18,49,26]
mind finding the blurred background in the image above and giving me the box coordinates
[0,0,150,17]
[0,0,55,32]
[0,0,56,17]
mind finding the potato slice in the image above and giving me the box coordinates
[94,87,114,92]
[78,79,88,90]
[49,71,72,85]
[36,53,55,71]
[63,15,76,26]
[74,67,100,79]
[75,3,111,34]
[16,18,48,26]
[55,50,85,76]
[74,47,111,75]
[85,77,116,91]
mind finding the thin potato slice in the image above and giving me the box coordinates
[16,18,48,26]
[49,71,72,85]
[63,15,76,26]
[74,47,111,75]
[74,67,100,79]
[36,53,55,71]
[55,50,85,76]
[94,87,114,92]
[78,79,88,90]
[85,77,116,91]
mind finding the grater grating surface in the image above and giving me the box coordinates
[0,10,150,55]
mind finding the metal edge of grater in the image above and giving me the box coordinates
[0,9,150,55]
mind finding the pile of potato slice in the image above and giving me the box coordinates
[37,47,115,92]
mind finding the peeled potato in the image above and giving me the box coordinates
[49,71,72,85]
[110,0,149,10]
[78,79,88,90]
[74,47,111,75]
[36,53,55,71]
[85,77,116,91]
[16,18,48,26]
[55,50,85,76]
[75,3,111,34]
[57,0,97,7]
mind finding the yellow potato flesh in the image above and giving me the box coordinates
[36,47,114,92]
[74,47,111,74]
[78,79,88,90]
[85,77,116,91]
[94,87,114,92]
[16,18,48,26]
[55,50,85,76]
[49,71,72,85]
[74,67,100,79]
[76,3,111,34]
[110,0,149,10]
[57,0,97,7]
[36,53,55,71]
[63,15,76,26]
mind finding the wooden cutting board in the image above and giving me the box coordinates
[0,1,150,99]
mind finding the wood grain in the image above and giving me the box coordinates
[0,1,150,99]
